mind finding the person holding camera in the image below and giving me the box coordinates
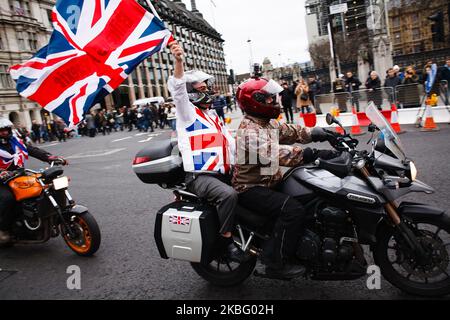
[295,79,312,114]
[400,66,420,108]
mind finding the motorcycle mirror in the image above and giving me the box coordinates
[368,123,378,133]
[326,113,335,126]
[326,113,346,134]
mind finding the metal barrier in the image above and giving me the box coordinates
[314,88,395,114]
[314,82,449,116]
[350,87,395,113]
[395,83,425,109]
[314,92,351,115]
[441,80,449,105]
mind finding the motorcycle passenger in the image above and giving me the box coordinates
[167,42,248,263]
[232,77,338,279]
[0,118,67,244]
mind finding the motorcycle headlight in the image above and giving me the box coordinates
[409,161,418,181]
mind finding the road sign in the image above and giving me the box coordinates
[330,3,348,15]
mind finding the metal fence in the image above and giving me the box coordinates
[313,82,449,114]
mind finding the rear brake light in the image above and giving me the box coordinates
[133,156,151,165]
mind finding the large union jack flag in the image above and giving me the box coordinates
[186,108,233,174]
[10,0,173,127]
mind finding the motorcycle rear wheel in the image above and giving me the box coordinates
[374,215,450,297]
[62,212,101,257]
[191,256,257,287]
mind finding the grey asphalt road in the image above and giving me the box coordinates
[1,115,450,300]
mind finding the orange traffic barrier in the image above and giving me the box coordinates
[350,106,364,136]
[390,104,404,134]
[421,104,440,132]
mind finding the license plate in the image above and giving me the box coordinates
[53,176,69,190]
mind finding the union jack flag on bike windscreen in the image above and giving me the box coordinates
[10,0,173,127]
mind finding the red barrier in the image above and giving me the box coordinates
[302,113,317,127]
[357,110,392,126]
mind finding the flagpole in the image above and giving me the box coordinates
[143,0,161,20]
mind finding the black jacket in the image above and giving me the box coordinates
[439,66,450,83]
[279,88,294,107]
[345,76,361,92]
[384,76,401,89]
[0,141,52,172]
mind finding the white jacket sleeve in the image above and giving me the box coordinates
[167,76,195,124]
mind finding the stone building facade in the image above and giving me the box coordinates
[0,0,54,127]
[0,0,228,128]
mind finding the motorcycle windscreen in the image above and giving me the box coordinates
[366,103,406,161]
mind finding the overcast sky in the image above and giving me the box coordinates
[180,0,311,75]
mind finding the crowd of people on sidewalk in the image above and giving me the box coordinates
[17,91,239,145]
[276,58,450,120]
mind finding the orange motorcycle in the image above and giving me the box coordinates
[4,163,101,256]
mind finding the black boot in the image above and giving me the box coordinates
[217,236,251,263]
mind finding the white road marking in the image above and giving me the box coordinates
[66,148,126,159]
[112,137,132,142]
[134,133,147,137]
[42,143,60,147]
[139,137,153,143]
[147,133,161,137]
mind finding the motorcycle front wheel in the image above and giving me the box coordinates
[62,212,101,257]
[191,256,257,287]
[374,215,450,297]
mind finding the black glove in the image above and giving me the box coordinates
[311,127,328,142]
[311,127,341,143]
[316,149,341,161]
[303,148,340,163]
[48,156,68,166]
[0,171,16,184]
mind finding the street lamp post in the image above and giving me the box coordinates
[247,38,254,73]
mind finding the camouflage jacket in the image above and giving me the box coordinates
[232,115,312,193]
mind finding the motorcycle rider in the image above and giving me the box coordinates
[232,76,338,279]
[0,118,67,244]
[168,42,248,263]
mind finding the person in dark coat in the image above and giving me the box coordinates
[333,74,348,112]
[365,71,383,110]
[345,71,362,111]
[384,68,402,104]
[279,82,294,123]
[439,58,450,105]
[307,75,322,113]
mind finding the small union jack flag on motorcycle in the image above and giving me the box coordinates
[169,216,191,226]
[9,0,174,127]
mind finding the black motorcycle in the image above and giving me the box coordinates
[133,104,449,297]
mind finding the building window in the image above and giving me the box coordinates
[410,13,419,24]
[394,32,401,44]
[0,65,14,89]
[16,31,25,50]
[28,32,38,51]
[0,34,4,50]
[412,28,420,39]
[392,16,400,28]
[10,0,31,16]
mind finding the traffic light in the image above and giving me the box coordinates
[428,11,445,43]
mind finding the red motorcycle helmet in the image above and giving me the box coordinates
[236,78,283,119]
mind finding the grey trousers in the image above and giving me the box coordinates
[187,174,238,234]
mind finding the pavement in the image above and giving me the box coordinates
[0,110,450,300]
